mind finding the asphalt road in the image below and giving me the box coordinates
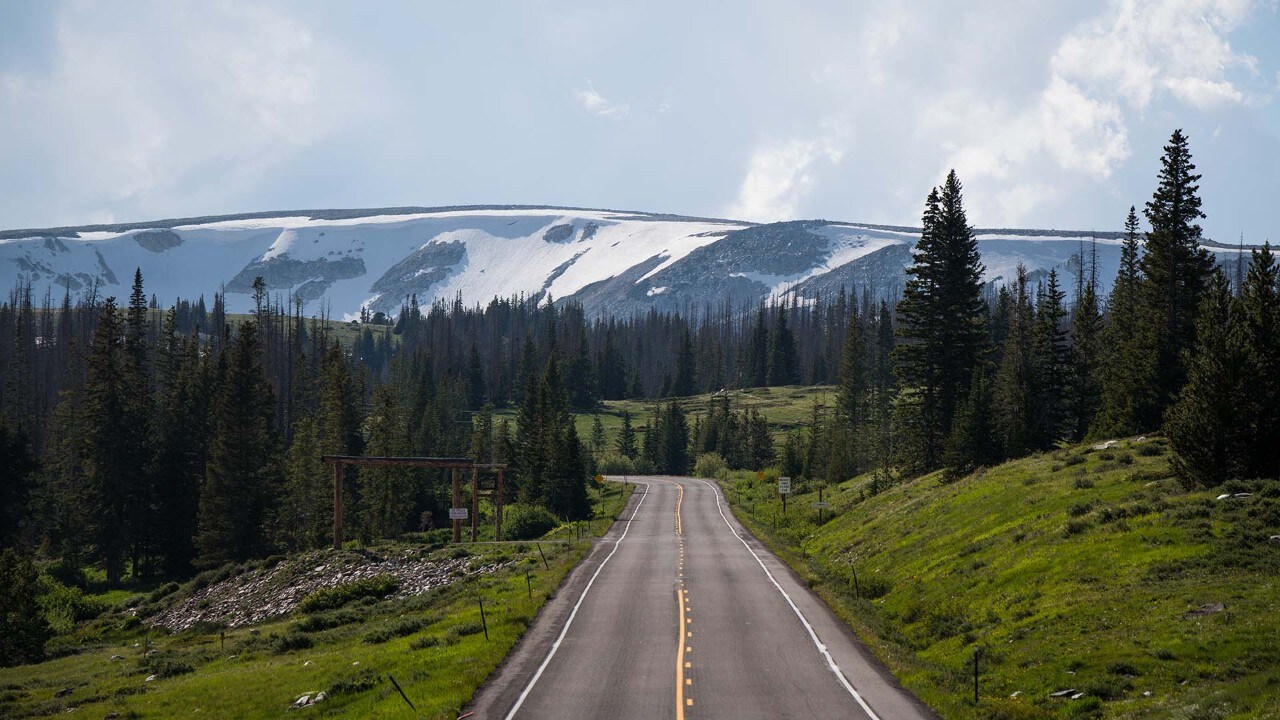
[467,477,936,720]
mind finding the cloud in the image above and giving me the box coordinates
[725,133,844,223]
[573,81,629,118]
[0,1,373,223]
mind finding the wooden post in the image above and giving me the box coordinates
[471,466,479,543]
[495,468,504,541]
[451,468,461,543]
[332,463,344,550]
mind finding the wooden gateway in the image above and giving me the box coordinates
[320,456,507,548]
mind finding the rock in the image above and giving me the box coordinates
[226,655,238,660]
[1092,440,1118,450]
[313,692,327,703]
[1009,691,1021,698]
[303,660,313,666]
[109,654,125,661]
[249,629,260,636]
[1185,602,1224,618]
[292,695,311,708]
[1135,436,1147,442]
[1050,688,1076,697]
[1268,535,1280,544]
[55,688,72,697]
[1143,691,1152,697]
[352,661,360,666]
[145,675,158,682]
[1233,493,1252,499]
[1216,493,1231,500]
[1070,692,1085,700]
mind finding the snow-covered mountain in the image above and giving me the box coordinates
[0,205,1248,319]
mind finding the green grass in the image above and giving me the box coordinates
[493,384,836,447]
[0,483,638,719]
[720,437,1280,720]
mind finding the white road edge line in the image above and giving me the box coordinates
[503,481,651,720]
[696,478,883,720]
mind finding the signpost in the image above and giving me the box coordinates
[449,507,469,521]
[594,474,605,485]
[778,476,791,513]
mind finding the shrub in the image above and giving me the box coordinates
[363,617,425,644]
[297,575,399,613]
[1064,695,1103,719]
[0,550,51,666]
[1064,519,1092,536]
[449,620,485,640]
[328,670,381,697]
[294,609,363,632]
[1068,501,1094,518]
[37,575,107,634]
[272,631,314,653]
[596,452,636,476]
[693,453,729,479]
[504,504,559,541]
[409,634,441,650]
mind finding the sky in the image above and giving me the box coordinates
[1,0,1278,243]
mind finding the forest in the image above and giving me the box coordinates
[1,129,1277,666]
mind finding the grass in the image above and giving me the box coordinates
[0,485,635,719]
[720,436,1280,720]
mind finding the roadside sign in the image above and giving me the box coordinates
[757,471,765,482]
[810,501,830,509]
[449,508,469,520]
[778,477,791,495]
[594,474,605,485]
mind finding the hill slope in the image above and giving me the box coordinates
[4,205,1255,320]
[723,437,1279,719]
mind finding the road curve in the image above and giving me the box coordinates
[466,477,936,720]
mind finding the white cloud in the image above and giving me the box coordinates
[0,1,373,221]
[573,81,629,118]
[725,133,844,223]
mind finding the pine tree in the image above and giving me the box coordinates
[0,548,51,667]
[1140,129,1215,422]
[661,401,690,475]
[195,320,278,567]
[766,308,799,386]
[590,415,606,455]
[1068,247,1104,441]
[836,311,866,429]
[615,410,637,459]
[82,298,132,584]
[1092,207,1153,437]
[894,172,987,470]
[943,365,997,476]
[1164,272,1250,487]
[280,416,328,551]
[1237,243,1280,478]
[360,386,414,540]
[0,416,36,548]
[746,308,769,387]
[993,266,1035,457]
[467,343,485,410]
[672,328,697,396]
[1030,270,1069,447]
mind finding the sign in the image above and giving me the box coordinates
[449,508,469,520]
[594,474,605,485]
[810,502,830,509]
[777,477,791,495]
[757,471,765,482]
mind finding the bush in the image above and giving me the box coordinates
[409,634,441,650]
[144,655,194,678]
[693,453,729,479]
[328,670,381,697]
[294,609,363,632]
[363,617,425,644]
[596,452,636,476]
[37,575,107,634]
[504,504,559,541]
[297,575,398,613]
[448,620,485,640]
[272,631,314,653]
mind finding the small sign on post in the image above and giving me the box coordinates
[757,470,765,482]
[594,474,605,485]
[777,477,791,494]
[449,507,469,521]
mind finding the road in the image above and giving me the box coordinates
[467,477,936,720]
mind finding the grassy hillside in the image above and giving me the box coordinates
[722,437,1280,719]
[1,486,632,719]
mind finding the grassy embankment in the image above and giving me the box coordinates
[720,437,1279,719]
[0,484,632,719]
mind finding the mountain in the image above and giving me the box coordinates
[0,205,1252,318]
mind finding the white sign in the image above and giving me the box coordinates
[778,477,792,495]
[449,508,469,520]
[810,502,830,509]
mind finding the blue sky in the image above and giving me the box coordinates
[1,0,1277,243]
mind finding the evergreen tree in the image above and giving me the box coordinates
[766,309,799,386]
[0,548,51,667]
[993,266,1035,457]
[82,298,133,584]
[1140,129,1215,423]
[467,343,485,410]
[661,401,690,475]
[1237,243,1280,478]
[1030,270,1069,447]
[943,365,997,475]
[615,410,637,459]
[1068,251,1104,441]
[894,172,987,470]
[745,308,769,387]
[0,416,36,549]
[280,416,328,551]
[672,328,697,396]
[590,415,606,455]
[360,386,414,540]
[1164,272,1250,487]
[1093,206,1153,437]
[195,320,278,567]
[836,311,866,429]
